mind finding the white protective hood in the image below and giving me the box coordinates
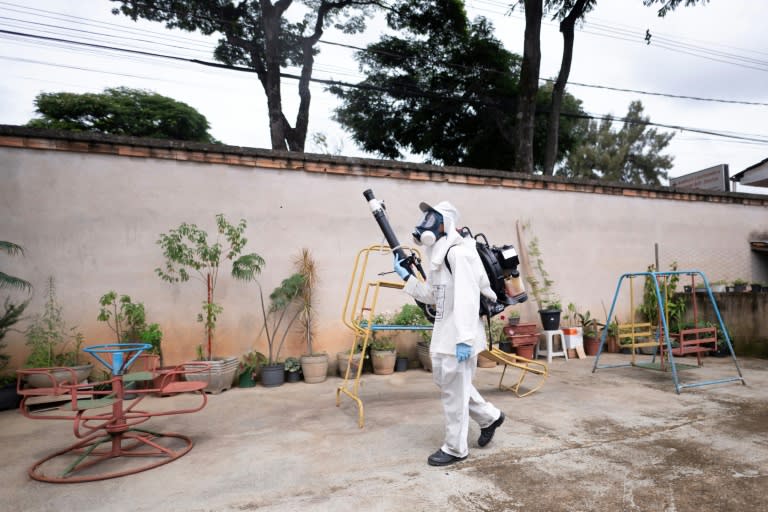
[420,200,463,272]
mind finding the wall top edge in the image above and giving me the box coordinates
[1,124,766,206]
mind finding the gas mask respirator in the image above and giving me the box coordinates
[412,207,444,247]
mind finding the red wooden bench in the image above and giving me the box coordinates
[661,326,718,368]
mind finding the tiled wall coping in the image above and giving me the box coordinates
[2,124,766,206]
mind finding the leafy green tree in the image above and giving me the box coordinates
[643,0,710,17]
[27,87,217,143]
[111,0,381,152]
[331,0,587,171]
[562,101,674,185]
[0,241,31,293]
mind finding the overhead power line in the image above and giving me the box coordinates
[4,0,766,107]
[318,40,768,107]
[2,28,766,147]
[538,78,768,107]
[463,0,768,73]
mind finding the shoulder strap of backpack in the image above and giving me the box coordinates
[444,244,459,274]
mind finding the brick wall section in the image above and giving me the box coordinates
[2,124,767,207]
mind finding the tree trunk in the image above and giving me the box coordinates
[514,0,543,174]
[289,33,320,152]
[543,0,589,176]
[262,1,289,150]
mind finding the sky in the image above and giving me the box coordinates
[1,0,766,194]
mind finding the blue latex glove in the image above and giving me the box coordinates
[393,254,410,280]
[456,343,472,362]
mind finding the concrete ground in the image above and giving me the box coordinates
[1,353,766,512]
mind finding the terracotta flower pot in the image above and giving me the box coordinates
[371,350,396,375]
[300,353,329,383]
[515,344,535,360]
[416,341,432,371]
[584,336,600,356]
[337,351,362,378]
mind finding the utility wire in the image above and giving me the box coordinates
[3,28,765,146]
[538,78,768,107]
[463,0,768,72]
[320,39,768,107]
[5,0,767,102]
[0,15,212,56]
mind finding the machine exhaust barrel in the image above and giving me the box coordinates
[363,189,408,261]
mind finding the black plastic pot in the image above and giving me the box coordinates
[395,356,409,372]
[539,309,561,331]
[260,364,285,387]
[285,370,301,382]
[499,341,514,353]
[0,382,20,411]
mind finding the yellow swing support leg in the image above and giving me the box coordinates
[617,275,655,366]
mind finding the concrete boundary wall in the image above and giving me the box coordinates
[1,125,766,367]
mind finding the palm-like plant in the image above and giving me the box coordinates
[293,248,318,356]
[257,273,305,366]
[1,241,32,292]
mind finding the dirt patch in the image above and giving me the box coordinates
[454,429,766,511]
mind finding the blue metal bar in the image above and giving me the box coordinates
[650,273,681,393]
[679,377,745,389]
[592,273,627,371]
[369,325,433,331]
[597,363,634,369]
[698,273,747,384]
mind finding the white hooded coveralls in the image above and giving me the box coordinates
[403,201,501,458]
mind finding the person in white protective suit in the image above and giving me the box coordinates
[393,200,505,466]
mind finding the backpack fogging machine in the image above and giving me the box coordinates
[362,189,527,322]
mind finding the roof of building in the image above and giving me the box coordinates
[731,157,768,187]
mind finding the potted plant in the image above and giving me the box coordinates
[370,333,397,375]
[294,249,328,383]
[338,338,364,378]
[710,279,728,293]
[493,317,513,353]
[23,277,92,387]
[732,279,748,293]
[284,356,302,382]
[604,318,620,353]
[257,272,306,387]
[388,303,432,371]
[579,310,600,356]
[156,214,264,393]
[561,303,580,332]
[750,282,763,293]
[238,350,265,388]
[0,298,29,410]
[97,291,165,365]
[523,223,561,330]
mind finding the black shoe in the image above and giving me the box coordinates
[478,412,505,447]
[427,449,467,467]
